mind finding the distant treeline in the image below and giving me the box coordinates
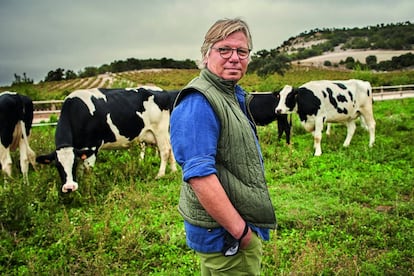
[327,52,414,71]
[42,58,197,82]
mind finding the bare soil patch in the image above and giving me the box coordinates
[296,49,413,66]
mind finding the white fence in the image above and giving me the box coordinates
[372,84,414,101]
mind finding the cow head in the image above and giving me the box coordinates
[36,147,95,193]
[275,85,298,114]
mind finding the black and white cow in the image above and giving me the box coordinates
[275,79,375,156]
[0,92,36,183]
[247,92,291,144]
[36,87,177,193]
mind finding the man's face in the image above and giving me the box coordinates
[206,31,250,82]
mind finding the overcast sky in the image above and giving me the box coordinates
[0,0,413,86]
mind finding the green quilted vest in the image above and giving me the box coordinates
[174,69,276,229]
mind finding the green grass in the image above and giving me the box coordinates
[2,67,414,99]
[1,97,413,274]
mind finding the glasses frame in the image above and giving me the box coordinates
[211,47,251,60]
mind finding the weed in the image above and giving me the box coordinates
[1,74,413,274]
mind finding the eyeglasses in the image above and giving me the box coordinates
[211,47,251,60]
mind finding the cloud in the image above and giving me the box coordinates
[0,0,413,86]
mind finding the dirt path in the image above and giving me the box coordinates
[296,50,413,66]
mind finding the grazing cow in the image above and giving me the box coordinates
[247,92,291,144]
[275,79,375,156]
[0,92,36,183]
[36,87,177,193]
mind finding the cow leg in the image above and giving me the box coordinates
[285,114,292,145]
[168,145,177,173]
[19,138,30,184]
[0,146,13,178]
[139,129,169,178]
[285,120,291,145]
[367,120,376,148]
[27,146,36,168]
[277,115,292,144]
[156,141,169,179]
[16,121,37,184]
[139,142,146,160]
[154,134,176,179]
[284,129,290,144]
[19,138,36,185]
[326,123,332,136]
[313,120,324,156]
[277,120,283,141]
[361,113,376,147]
[343,121,356,147]
[155,146,167,179]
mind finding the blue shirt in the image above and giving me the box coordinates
[170,85,270,253]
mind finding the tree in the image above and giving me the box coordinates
[366,55,377,68]
[78,67,98,78]
[247,49,291,76]
[12,72,33,85]
[324,60,332,67]
[13,73,21,84]
[45,68,65,82]
[65,70,77,80]
[343,57,356,69]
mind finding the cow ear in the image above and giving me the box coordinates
[36,152,56,164]
[74,149,95,159]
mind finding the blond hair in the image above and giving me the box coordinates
[199,18,253,68]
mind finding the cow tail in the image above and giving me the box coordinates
[10,122,23,151]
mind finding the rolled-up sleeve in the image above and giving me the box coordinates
[170,92,220,182]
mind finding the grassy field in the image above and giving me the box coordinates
[0,86,413,275]
[2,66,414,99]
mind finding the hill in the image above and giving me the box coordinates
[277,21,414,69]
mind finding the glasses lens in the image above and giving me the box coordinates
[237,49,250,59]
[213,47,250,59]
[219,48,232,59]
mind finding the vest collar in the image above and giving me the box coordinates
[200,69,236,96]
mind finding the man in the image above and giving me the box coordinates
[170,18,277,275]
